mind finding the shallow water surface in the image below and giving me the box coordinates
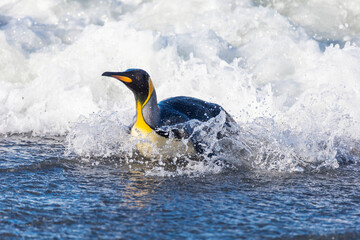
[1,136,360,239]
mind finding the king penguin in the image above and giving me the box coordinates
[102,69,235,158]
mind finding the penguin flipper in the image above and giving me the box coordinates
[155,120,208,154]
[155,122,194,140]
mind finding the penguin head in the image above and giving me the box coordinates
[102,69,154,104]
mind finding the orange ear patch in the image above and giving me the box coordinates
[113,75,132,83]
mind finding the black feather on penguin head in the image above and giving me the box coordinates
[102,69,152,104]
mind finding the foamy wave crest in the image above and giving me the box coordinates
[1,0,360,175]
[66,111,135,158]
[238,118,360,172]
[65,109,360,176]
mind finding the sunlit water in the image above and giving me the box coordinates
[1,0,360,238]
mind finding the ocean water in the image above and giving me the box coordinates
[1,0,360,239]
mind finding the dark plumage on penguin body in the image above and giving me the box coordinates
[102,69,235,158]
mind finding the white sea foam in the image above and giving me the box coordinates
[1,0,360,174]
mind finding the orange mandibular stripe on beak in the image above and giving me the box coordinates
[112,75,132,83]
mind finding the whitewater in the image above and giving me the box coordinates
[1,0,360,238]
[1,0,360,173]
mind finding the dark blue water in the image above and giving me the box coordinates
[1,135,360,239]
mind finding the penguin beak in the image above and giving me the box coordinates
[102,72,132,83]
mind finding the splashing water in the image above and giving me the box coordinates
[1,0,360,175]
[65,108,360,176]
